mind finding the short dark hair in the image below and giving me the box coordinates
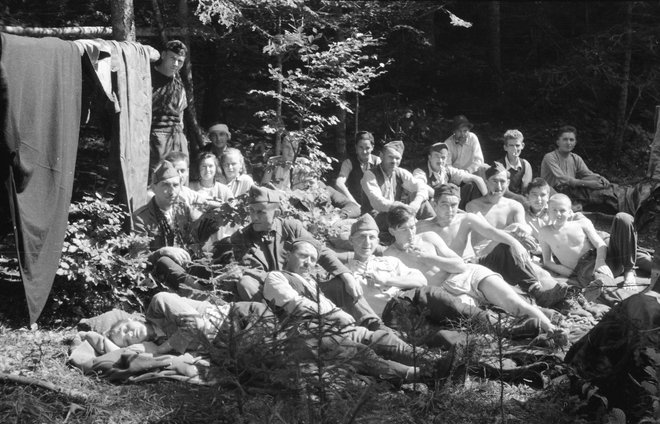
[387,205,415,229]
[197,151,219,169]
[355,131,374,145]
[484,161,508,180]
[429,143,449,155]
[433,183,460,202]
[164,151,189,165]
[526,177,550,194]
[164,40,187,56]
[556,125,577,140]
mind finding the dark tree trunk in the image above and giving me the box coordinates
[177,0,205,157]
[111,0,135,41]
[613,1,633,158]
[488,1,504,103]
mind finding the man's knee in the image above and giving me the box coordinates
[237,274,265,302]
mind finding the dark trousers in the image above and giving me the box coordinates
[477,243,539,291]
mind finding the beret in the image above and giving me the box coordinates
[152,161,179,185]
[383,140,404,155]
[286,237,321,255]
[350,214,379,236]
[248,186,280,204]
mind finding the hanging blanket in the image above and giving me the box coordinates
[1,33,82,325]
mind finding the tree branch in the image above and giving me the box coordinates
[0,372,89,403]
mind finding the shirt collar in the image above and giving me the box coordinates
[505,156,522,171]
[527,205,547,219]
[452,134,468,146]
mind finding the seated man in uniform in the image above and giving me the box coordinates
[263,237,456,384]
[133,161,218,296]
[466,163,568,307]
[413,142,486,211]
[361,140,435,231]
[384,206,556,334]
[214,186,383,329]
[335,131,381,213]
[540,125,619,213]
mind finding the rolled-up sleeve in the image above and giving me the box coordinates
[361,170,392,212]
[400,169,428,202]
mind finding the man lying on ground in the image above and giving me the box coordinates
[384,205,556,335]
[263,237,457,384]
[101,292,274,355]
[214,186,384,329]
[539,194,640,298]
[417,183,559,308]
[466,164,568,307]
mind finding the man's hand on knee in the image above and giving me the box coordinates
[340,273,363,298]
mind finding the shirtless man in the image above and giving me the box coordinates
[417,183,562,307]
[466,165,568,307]
[385,206,555,333]
[539,194,639,294]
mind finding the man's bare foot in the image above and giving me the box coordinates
[622,269,637,291]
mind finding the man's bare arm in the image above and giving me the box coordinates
[418,232,468,274]
[540,237,573,277]
[467,213,530,265]
[581,219,613,278]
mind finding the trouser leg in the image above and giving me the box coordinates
[459,181,481,210]
[228,301,276,333]
[478,243,539,291]
[349,326,427,366]
[416,200,436,220]
[607,212,637,276]
[319,277,380,325]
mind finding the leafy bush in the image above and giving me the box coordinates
[48,193,153,321]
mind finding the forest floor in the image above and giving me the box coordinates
[1,130,657,423]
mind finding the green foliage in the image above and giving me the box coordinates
[252,30,389,176]
[51,193,153,320]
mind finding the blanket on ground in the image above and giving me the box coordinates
[68,309,214,385]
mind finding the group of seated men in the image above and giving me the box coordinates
[123,116,651,384]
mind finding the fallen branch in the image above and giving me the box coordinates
[0,372,89,403]
[0,25,219,40]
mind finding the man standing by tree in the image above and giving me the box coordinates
[150,40,188,177]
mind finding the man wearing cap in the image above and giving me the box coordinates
[344,214,428,315]
[133,161,218,296]
[360,140,434,231]
[150,40,189,177]
[202,123,231,158]
[413,142,487,210]
[417,183,565,308]
[215,186,384,329]
[466,163,568,307]
[443,115,484,174]
[263,237,456,383]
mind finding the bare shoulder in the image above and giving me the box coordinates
[419,231,444,245]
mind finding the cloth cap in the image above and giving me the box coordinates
[152,161,179,185]
[452,115,473,131]
[350,214,379,236]
[429,142,449,154]
[383,140,404,155]
[208,123,229,134]
[433,183,460,200]
[286,237,321,255]
[248,186,280,204]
